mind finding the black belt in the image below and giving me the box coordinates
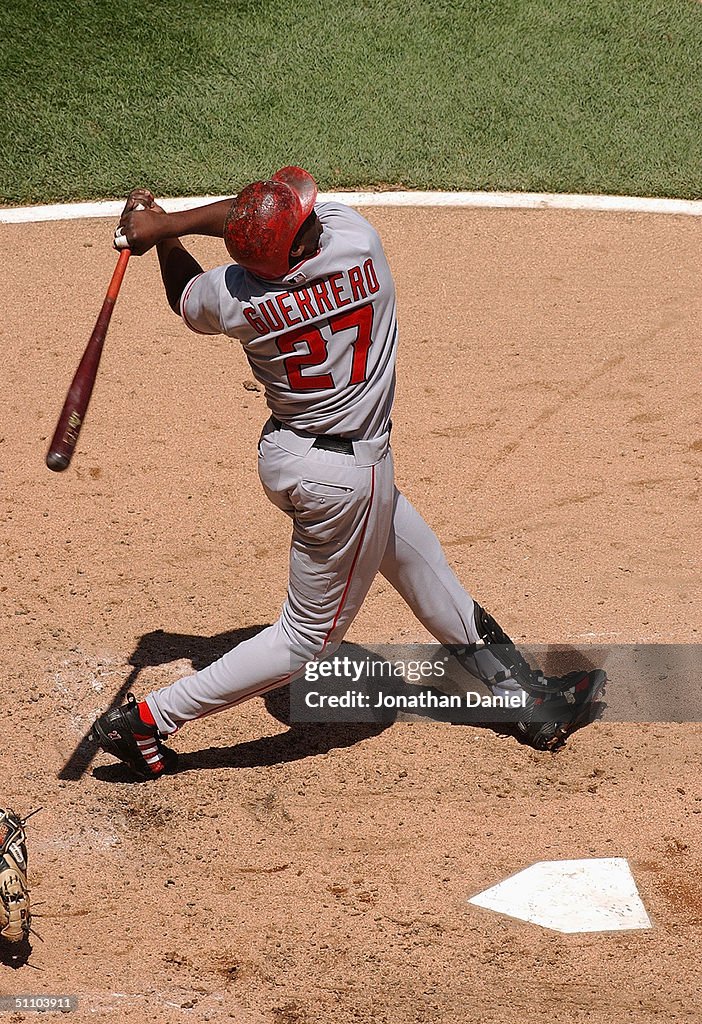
[271,417,355,455]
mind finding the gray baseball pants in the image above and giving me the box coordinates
[146,419,487,734]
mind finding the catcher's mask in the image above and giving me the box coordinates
[223,166,318,280]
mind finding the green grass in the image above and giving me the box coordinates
[1,0,701,203]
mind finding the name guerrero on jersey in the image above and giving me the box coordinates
[180,202,398,440]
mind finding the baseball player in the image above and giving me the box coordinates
[93,167,605,779]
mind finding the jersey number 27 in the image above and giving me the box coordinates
[276,303,374,391]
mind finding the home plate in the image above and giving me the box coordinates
[468,858,651,933]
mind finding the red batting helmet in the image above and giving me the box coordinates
[223,166,318,280]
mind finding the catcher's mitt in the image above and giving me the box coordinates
[0,808,31,943]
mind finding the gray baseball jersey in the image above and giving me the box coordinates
[180,202,397,440]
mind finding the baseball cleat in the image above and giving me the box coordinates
[91,693,178,779]
[515,669,607,751]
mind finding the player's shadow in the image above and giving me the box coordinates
[88,627,607,783]
[89,622,609,782]
[90,628,393,783]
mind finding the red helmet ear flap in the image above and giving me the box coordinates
[223,168,318,280]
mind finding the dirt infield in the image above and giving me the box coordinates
[1,208,700,1022]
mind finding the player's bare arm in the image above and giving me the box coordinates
[156,238,204,315]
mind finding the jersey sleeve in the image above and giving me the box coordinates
[179,266,227,335]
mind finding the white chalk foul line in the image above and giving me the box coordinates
[2,191,702,224]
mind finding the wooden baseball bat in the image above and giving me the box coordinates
[46,247,131,472]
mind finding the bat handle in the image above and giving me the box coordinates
[107,246,131,298]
